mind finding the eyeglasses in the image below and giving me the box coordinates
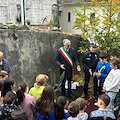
[67,45,70,47]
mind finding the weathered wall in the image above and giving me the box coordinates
[0,29,83,88]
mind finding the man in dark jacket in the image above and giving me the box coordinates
[0,51,12,79]
[55,39,81,98]
[82,43,99,99]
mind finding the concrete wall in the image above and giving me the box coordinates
[0,29,83,88]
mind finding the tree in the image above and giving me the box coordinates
[73,0,120,54]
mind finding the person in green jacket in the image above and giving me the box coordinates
[29,74,48,100]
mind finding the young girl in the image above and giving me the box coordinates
[16,82,36,120]
[35,85,56,120]
[1,78,16,97]
[103,59,120,113]
[54,96,70,120]
[29,74,48,100]
[0,91,20,120]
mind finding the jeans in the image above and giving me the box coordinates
[106,91,117,113]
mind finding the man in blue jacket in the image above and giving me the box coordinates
[55,39,81,98]
[0,51,12,79]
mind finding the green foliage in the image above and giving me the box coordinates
[73,0,120,55]
[49,20,57,28]
[54,71,65,92]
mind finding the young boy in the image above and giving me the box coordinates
[93,52,111,97]
[75,97,88,120]
[63,101,79,120]
[89,94,115,120]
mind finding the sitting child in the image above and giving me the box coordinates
[63,101,79,120]
[75,97,88,120]
[89,94,115,120]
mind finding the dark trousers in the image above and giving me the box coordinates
[84,69,98,95]
[98,81,104,95]
[61,76,72,95]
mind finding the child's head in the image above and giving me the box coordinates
[1,78,15,97]
[16,82,28,104]
[75,97,87,111]
[110,51,118,60]
[34,74,48,88]
[0,70,8,80]
[68,101,79,118]
[36,85,54,117]
[11,109,28,120]
[110,59,120,69]
[3,91,16,105]
[98,94,110,108]
[99,52,108,64]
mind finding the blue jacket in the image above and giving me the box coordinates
[55,47,79,78]
[95,62,111,82]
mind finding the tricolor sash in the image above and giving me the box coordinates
[59,47,74,81]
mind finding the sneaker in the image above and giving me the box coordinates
[114,106,119,111]
[94,102,98,106]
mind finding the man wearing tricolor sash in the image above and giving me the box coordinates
[55,39,81,98]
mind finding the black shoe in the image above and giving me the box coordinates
[85,94,89,98]
[68,94,74,99]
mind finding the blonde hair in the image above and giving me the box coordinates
[34,74,49,88]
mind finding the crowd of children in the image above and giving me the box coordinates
[0,51,120,120]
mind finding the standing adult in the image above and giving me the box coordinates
[82,43,99,98]
[55,39,81,98]
[0,51,12,79]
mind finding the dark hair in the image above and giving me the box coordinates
[3,91,16,104]
[68,102,79,117]
[99,94,110,106]
[0,72,6,78]
[100,52,108,59]
[1,78,15,97]
[54,96,67,120]
[16,82,27,105]
[110,59,120,69]
[11,110,28,120]
[36,85,54,117]
[0,80,4,91]
[110,51,118,57]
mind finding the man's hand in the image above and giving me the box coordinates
[89,69,92,75]
[93,72,96,78]
[60,64,65,70]
[77,65,81,71]
[95,73,101,77]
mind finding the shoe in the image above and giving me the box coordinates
[68,94,74,99]
[85,94,89,98]
[94,102,98,106]
[114,106,119,111]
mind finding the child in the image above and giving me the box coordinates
[89,94,115,120]
[0,91,20,120]
[94,52,111,97]
[29,74,48,100]
[75,97,88,120]
[54,96,70,120]
[103,59,120,113]
[110,51,120,111]
[35,85,56,120]
[63,101,79,120]
[16,82,36,120]
[1,78,16,97]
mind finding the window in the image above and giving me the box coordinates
[68,12,71,22]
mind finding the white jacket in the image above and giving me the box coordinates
[103,69,120,92]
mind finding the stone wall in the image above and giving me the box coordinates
[0,29,83,88]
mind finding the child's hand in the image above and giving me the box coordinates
[93,72,96,78]
[95,73,101,77]
[102,87,106,92]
